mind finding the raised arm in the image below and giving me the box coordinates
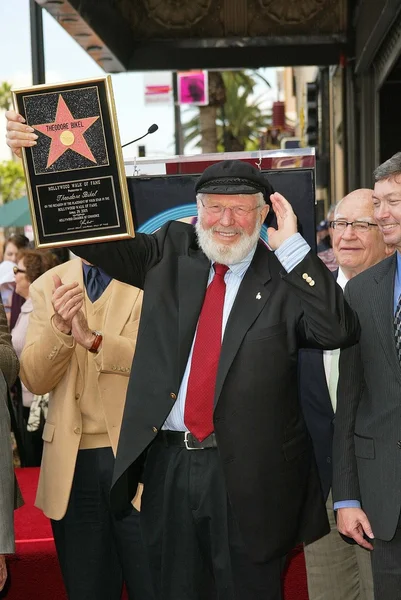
[69,221,173,289]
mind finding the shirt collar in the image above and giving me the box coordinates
[336,267,349,291]
[20,297,33,313]
[397,250,401,276]
[395,251,401,296]
[212,244,257,279]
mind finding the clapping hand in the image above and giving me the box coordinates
[52,274,83,334]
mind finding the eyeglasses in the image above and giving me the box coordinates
[330,220,379,232]
[13,266,26,275]
[199,197,263,217]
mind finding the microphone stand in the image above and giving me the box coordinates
[122,125,158,149]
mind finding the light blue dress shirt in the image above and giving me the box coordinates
[163,233,310,431]
[334,251,401,511]
[394,251,401,313]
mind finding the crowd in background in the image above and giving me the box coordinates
[0,235,69,467]
[5,103,401,600]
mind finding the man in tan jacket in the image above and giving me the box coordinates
[20,257,152,600]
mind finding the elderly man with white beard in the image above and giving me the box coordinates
[4,116,361,600]
[68,161,359,600]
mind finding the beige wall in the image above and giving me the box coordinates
[282,65,345,215]
[329,66,345,205]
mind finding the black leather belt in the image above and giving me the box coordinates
[161,430,217,450]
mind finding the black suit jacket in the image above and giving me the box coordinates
[72,221,359,562]
[298,349,335,500]
[298,270,338,500]
[333,253,401,542]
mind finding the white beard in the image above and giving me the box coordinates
[195,219,262,265]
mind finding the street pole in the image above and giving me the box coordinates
[30,0,46,85]
[172,72,183,155]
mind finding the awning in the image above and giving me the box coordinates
[0,197,31,227]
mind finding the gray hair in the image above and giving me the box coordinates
[373,152,401,182]
[196,192,265,205]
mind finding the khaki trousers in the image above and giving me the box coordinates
[304,492,374,600]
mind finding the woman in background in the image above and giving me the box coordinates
[3,234,30,264]
[12,249,59,466]
[0,234,30,328]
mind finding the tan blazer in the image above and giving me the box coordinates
[20,259,143,520]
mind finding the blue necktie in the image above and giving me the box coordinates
[86,266,105,303]
[394,294,401,363]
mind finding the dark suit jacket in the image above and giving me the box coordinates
[333,253,401,542]
[72,221,359,563]
[298,349,335,500]
[298,270,337,500]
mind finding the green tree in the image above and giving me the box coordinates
[183,70,271,153]
[0,82,13,111]
[0,161,26,204]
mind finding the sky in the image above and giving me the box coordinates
[0,0,278,163]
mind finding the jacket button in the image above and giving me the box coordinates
[170,393,177,400]
[152,426,158,433]
[302,273,308,280]
[74,427,81,434]
[75,393,80,400]
[397,441,401,449]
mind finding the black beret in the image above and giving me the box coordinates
[195,160,274,203]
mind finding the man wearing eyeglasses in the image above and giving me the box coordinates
[4,112,361,600]
[332,152,401,599]
[69,159,360,600]
[63,158,359,600]
[300,188,390,600]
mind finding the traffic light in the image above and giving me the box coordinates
[306,82,318,148]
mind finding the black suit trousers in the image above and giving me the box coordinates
[51,447,153,600]
[140,435,285,600]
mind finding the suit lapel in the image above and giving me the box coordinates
[178,251,210,383]
[215,243,272,403]
[68,261,87,383]
[103,281,140,336]
[369,254,401,383]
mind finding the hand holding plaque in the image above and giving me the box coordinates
[9,76,134,248]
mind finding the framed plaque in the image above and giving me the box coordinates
[12,76,134,248]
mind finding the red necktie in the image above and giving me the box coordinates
[184,263,229,441]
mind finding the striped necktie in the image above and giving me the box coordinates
[394,294,401,363]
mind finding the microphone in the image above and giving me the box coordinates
[121,124,159,148]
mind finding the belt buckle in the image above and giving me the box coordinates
[184,431,204,450]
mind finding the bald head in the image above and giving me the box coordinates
[332,188,389,279]
[334,189,375,219]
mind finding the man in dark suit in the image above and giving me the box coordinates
[2,114,361,600]
[66,160,358,600]
[301,188,389,600]
[332,152,401,599]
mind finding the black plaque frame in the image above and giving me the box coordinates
[12,76,134,248]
